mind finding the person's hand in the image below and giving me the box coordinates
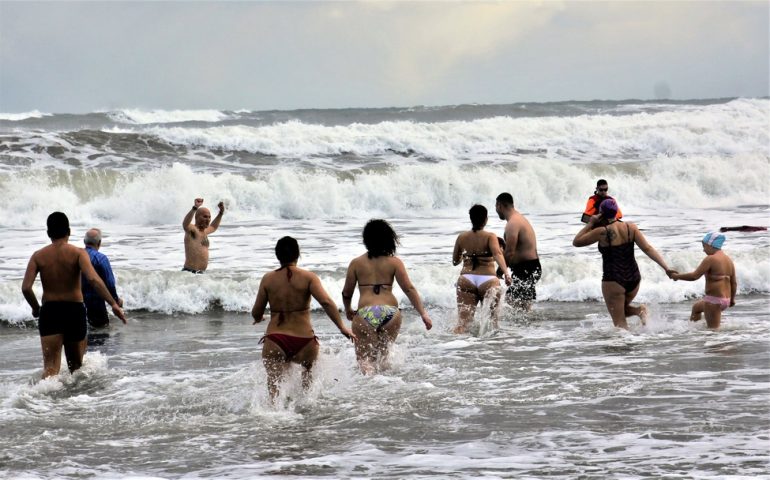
[421,312,433,330]
[340,326,357,342]
[194,198,204,208]
[31,305,40,318]
[111,304,127,324]
[665,269,678,279]
[252,315,264,325]
[117,297,124,308]
[588,214,601,227]
[730,299,735,307]
[503,272,512,286]
[217,201,225,214]
[345,308,356,321]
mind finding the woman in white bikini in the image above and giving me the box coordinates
[452,204,512,334]
[342,219,432,374]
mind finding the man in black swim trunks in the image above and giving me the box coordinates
[21,212,126,378]
[495,193,542,311]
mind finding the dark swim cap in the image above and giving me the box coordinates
[599,198,618,219]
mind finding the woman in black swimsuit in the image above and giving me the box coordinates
[573,199,674,329]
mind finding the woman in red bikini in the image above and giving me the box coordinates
[252,236,355,400]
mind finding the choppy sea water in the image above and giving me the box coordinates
[1,98,768,477]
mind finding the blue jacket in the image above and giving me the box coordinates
[82,246,119,304]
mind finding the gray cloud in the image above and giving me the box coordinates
[0,1,767,113]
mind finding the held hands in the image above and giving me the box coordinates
[503,271,513,286]
[345,308,356,321]
[665,269,679,280]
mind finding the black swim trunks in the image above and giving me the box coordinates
[182,267,205,274]
[38,301,87,342]
[85,300,109,328]
[506,258,542,303]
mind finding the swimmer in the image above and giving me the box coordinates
[21,212,126,378]
[671,232,737,329]
[182,198,224,273]
[251,236,354,400]
[341,219,432,374]
[452,204,512,334]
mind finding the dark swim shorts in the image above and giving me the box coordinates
[506,258,542,303]
[38,301,87,342]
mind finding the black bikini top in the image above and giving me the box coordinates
[463,251,493,270]
[359,283,393,295]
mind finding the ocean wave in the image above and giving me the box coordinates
[0,110,51,121]
[121,98,768,161]
[1,152,769,227]
[108,109,231,125]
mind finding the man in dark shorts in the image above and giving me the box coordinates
[82,228,122,328]
[21,212,126,378]
[495,193,542,311]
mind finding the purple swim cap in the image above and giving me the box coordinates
[599,198,618,219]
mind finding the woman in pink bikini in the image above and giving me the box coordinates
[342,219,432,374]
[672,232,737,329]
[252,236,354,400]
[452,204,512,333]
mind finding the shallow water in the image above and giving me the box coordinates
[2,296,768,478]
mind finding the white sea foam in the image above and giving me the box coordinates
[0,110,51,121]
[125,98,769,160]
[108,108,230,124]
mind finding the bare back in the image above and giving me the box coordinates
[258,266,316,337]
[349,254,400,308]
[504,211,539,264]
[453,230,499,275]
[32,243,87,302]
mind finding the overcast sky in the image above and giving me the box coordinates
[1,1,767,113]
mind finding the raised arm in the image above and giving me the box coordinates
[632,225,671,273]
[79,250,126,323]
[341,260,358,321]
[309,274,355,340]
[393,257,432,330]
[183,198,203,230]
[251,277,269,324]
[488,233,512,285]
[21,254,41,317]
[573,215,604,247]
[206,201,225,234]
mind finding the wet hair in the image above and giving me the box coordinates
[599,198,618,220]
[495,192,514,207]
[275,236,300,265]
[469,204,487,232]
[46,212,70,239]
[596,179,608,188]
[84,228,102,247]
[363,219,399,258]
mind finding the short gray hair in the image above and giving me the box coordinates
[84,228,102,246]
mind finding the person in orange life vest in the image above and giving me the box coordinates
[581,179,623,224]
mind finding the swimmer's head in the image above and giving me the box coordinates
[195,207,211,229]
[595,179,608,196]
[47,211,70,239]
[599,198,618,220]
[363,219,400,258]
[469,204,487,232]
[702,232,725,251]
[275,236,300,265]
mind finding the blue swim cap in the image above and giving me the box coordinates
[702,232,725,249]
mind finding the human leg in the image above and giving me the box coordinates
[261,338,289,400]
[352,317,379,374]
[40,335,64,378]
[602,281,630,329]
[293,338,320,390]
[622,282,646,325]
[478,278,502,329]
[455,276,479,334]
[703,302,723,329]
[690,300,705,322]
[374,313,402,371]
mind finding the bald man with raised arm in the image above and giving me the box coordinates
[182,197,225,273]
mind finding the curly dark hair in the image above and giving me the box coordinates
[362,219,400,258]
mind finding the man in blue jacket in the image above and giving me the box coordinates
[82,228,123,328]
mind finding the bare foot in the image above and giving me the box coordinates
[639,304,648,326]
